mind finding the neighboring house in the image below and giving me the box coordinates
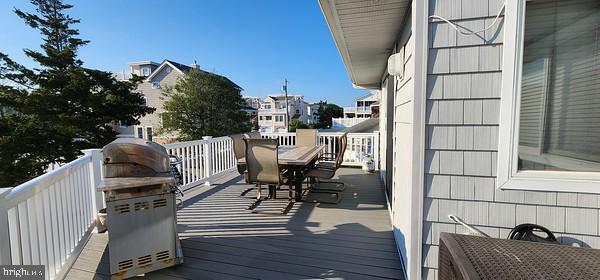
[257,94,309,133]
[113,59,241,143]
[333,90,381,129]
[342,90,380,118]
[306,103,320,126]
[320,0,600,279]
[243,96,261,110]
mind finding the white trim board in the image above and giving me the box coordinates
[497,0,600,194]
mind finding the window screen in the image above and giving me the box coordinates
[518,0,600,171]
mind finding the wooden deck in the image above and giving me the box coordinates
[66,168,405,280]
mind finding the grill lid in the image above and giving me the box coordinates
[102,137,171,178]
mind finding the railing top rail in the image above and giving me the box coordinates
[163,136,231,149]
[3,154,92,204]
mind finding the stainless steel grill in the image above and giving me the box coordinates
[98,137,183,279]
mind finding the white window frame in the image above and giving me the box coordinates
[152,82,161,89]
[142,67,150,76]
[498,0,600,194]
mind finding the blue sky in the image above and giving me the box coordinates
[0,1,368,106]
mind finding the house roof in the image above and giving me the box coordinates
[319,0,410,88]
[147,59,243,90]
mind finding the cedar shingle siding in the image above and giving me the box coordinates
[422,0,600,279]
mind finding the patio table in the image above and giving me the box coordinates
[239,145,324,202]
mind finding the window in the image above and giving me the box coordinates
[275,115,284,122]
[498,0,600,193]
[152,82,161,89]
[263,104,271,110]
[265,116,272,121]
[146,127,153,142]
[165,67,171,73]
[137,127,144,139]
[117,120,126,128]
[142,67,150,76]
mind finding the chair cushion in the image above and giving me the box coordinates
[305,167,335,179]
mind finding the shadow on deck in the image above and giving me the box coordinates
[66,168,405,280]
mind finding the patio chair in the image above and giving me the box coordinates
[295,129,317,147]
[315,132,348,171]
[244,138,292,212]
[229,133,256,197]
[306,132,347,192]
[245,131,262,139]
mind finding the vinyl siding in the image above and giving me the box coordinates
[423,0,600,278]
[135,66,182,143]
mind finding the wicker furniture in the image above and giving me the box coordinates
[438,233,600,279]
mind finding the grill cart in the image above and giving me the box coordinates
[98,137,183,279]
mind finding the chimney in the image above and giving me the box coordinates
[191,60,198,69]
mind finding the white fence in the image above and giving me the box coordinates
[0,137,237,279]
[163,136,236,190]
[331,117,371,128]
[0,149,103,280]
[262,132,379,168]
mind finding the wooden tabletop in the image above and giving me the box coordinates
[238,146,324,166]
[278,146,324,166]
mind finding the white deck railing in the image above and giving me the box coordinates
[331,117,371,128]
[0,132,378,279]
[262,132,379,168]
[163,136,236,191]
[0,149,103,280]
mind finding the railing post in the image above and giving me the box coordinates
[0,188,12,264]
[203,137,213,185]
[82,149,104,219]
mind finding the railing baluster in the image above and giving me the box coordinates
[7,207,22,265]
[18,202,31,265]
[41,188,53,278]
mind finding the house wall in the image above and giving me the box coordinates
[422,0,600,279]
[385,9,417,278]
[134,66,182,143]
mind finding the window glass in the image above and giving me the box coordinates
[152,82,161,89]
[518,0,600,171]
[137,127,144,139]
[146,127,153,142]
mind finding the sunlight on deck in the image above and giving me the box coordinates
[66,168,405,280]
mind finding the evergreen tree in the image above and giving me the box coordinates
[0,0,154,187]
[314,101,343,129]
[288,118,309,132]
[160,69,251,140]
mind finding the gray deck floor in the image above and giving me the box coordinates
[66,168,405,280]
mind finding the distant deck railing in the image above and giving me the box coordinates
[0,132,378,279]
[262,132,379,168]
[331,117,371,128]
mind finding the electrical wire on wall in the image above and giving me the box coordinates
[428,2,506,36]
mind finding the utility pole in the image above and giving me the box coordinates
[282,79,290,132]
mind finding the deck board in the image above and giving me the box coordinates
[65,168,405,280]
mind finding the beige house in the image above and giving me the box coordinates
[114,59,241,143]
[257,94,311,133]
